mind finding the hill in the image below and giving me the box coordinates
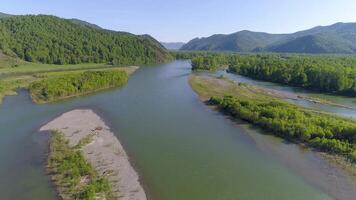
[0,12,12,18]
[160,42,185,50]
[68,18,103,29]
[181,23,356,54]
[181,31,287,52]
[0,14,170,65]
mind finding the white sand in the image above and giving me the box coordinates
[40,109,147,200]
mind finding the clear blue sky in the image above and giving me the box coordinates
[2,0,356,42]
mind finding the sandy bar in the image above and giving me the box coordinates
[40,109,147,200]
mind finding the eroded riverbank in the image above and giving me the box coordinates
[40,109,146,200]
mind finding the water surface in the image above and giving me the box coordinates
[212,70,356,118]
[0,60,355,200]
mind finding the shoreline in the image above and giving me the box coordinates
[31,66,139,104]
[189,74,356,199]
[40,109,147,200]
[0,65,139,105]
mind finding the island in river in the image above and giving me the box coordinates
[40,109,147,200]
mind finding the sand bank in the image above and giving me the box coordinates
[40,109,146,200]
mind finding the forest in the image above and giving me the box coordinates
[209,95,356,161]
[174,52,356,96]
[29,70,128,103]
[228,54,356,96]
[0,15,170,65]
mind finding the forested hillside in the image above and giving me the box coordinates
[181,22,356,54]
[181,31,286,52]
[0,15,170,65]
[0,12,12,18]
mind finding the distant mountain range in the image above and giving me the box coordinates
[160,42,185,50]
[0,12,12,18]
[181,23,356,54]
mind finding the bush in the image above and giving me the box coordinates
[210,95,356,160]
[48,131,115,199]
[29,70,128,103]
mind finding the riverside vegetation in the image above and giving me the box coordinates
[0,14,171,104]
[29,70,129,103]
[0,51,138,104]
[48,130,115,200]
[189,74,356,162]
[174,52,356,97]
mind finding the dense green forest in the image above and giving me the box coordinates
[228,54,356,96]
[175,51,356,96]
[209,95,356,161]
[0,15,170,65]
[48,131,115,199]
[191,56,219,71]
[29,70,128,103]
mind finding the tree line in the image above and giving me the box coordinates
[173,52,356,96]
[29,70,128,103]
[209,95,356,161]
[229,54,356,96]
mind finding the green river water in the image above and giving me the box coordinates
[0,60,355,200]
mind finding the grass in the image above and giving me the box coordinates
[189,73,356,164]
[48,130,115,200]
[0,53,138,104]
[189,74,356,122]
[189,74,281,101]
[0,62,112,76]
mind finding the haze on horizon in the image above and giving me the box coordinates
[2,0,356,43]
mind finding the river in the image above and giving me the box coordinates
[212,70,356,118]
[0,60,355,200]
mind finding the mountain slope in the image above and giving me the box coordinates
[0,12,12,18]
[0,14,170,65]
[68,18,102,29]
[181,31,287,52]
[160,42,185,50]
[265,33,356,53]
[182,23,356,54]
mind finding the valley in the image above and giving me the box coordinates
[0,6,355,200]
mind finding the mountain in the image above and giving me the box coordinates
[0,12,103,29]
[160,42,185,50]
[264,23,356,53]
[181,31,287,52]
[181,23,356,54]
[0,12,12,18]
[0,14,170,65]
[68,18,102,29]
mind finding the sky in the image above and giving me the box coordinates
[2,0,356,42]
